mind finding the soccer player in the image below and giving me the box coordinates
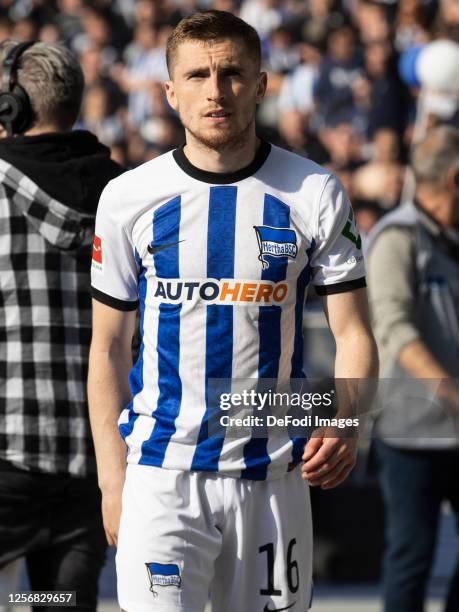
[88,10,378,612]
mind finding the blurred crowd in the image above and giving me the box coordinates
[0,0,458,239]
[0,3,457,601]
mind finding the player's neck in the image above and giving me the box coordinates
[183,133,260,174]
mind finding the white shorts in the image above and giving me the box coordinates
[116,465,312,612]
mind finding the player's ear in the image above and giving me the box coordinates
[164,80,178,112]
[255,72,267,104]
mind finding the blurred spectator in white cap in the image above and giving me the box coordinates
[416,39,459,129]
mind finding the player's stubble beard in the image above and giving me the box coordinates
[181,107,256,154]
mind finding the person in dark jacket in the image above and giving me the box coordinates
[0,40,124,612]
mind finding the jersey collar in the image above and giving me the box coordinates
[172,139,271,184]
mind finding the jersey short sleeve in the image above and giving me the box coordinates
[91,180,139,311]
[310,174,366,295]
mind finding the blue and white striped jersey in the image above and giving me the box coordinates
[91,142,365,480]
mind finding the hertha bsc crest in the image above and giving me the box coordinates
[146,562,181,596]
[254,225,298,269]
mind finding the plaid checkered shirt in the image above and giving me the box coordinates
[0,159,99,476]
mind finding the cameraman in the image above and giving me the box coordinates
[0,41,123,611]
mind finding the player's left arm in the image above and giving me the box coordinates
[301,287,379,488]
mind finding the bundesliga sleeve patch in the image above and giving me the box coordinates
[341,207,362,249]
[92,235,103,270]
[146,563,181,593]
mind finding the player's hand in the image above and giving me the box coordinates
[301,427,358,489]
[100,477,124,547]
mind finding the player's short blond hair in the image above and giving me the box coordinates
[166,10,261,78]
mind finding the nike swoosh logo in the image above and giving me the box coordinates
[263,602,295,612]
[147,240,184,254]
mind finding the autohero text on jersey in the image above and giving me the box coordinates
[151,278,289,305]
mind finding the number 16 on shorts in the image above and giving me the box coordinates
[259,538,300,598]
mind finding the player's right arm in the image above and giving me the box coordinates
[88,301,136,546]
[88,179,140,546]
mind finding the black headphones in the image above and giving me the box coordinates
[0,41,35,136]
